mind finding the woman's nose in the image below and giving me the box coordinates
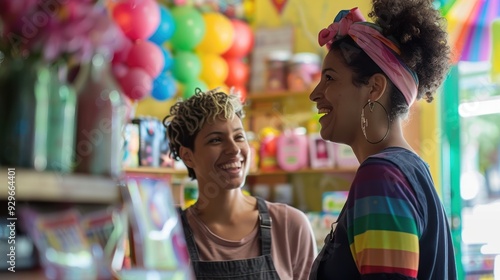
[310,83,322,102]
[224,140,240,155]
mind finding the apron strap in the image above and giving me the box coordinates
[256,197,272,256]
[178,207,201,261]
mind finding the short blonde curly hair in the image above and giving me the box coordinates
[163,88,244,179]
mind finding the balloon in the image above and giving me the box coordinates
[224,58,249,86]
[182,79,207,99]
[126,40,164,78]
[149,5,176,45]
[207,82,229,94]
[196,12,234,54]
[161,47,174,72]
[112,0,160,40]
[199,53,228,86]
[116,67,153,101]
[172,51,201,83]
[170,6,205,51]
[223,19,254,58]
[112,36,134,65]
[152,73,178,101]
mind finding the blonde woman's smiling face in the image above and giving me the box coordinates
[189,115,250,190]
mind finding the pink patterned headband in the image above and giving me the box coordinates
[318,7,418,106]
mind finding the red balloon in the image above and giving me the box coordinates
[222,19,254,58]
[112,0,160,40]
[225,58,249,86]
[126,40,164,78]
[116,67,153,101]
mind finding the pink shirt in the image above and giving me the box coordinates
[185,201,317,280]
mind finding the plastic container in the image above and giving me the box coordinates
[265,50,291,91]
[287,52,321,92]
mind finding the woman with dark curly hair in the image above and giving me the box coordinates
[308,0,457,279]
[164,88,316,279]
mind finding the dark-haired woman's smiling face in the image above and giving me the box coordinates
[309,50,368,145]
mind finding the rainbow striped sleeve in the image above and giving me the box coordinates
[346,160,421,278]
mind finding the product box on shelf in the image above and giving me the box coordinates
[309,133,335,169]
[331,143,359,168]
[322,191,348,214]
[132,117,164,167]
[123,123,140,168]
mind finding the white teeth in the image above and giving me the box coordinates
[221,162,241,169]
[318,108,331,114]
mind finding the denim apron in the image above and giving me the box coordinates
[180,197,281,280]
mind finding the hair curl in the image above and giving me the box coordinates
[163,88,244,180]
[331,0,450,119]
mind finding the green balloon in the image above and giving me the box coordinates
[170,6,205,51]
[172,51,201,83]
[183,79,207,99]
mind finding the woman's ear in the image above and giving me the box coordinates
[368,73,388,101]
[179,146,194,168]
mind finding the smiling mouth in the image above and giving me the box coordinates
[318,108,332,115]
[220,161,243,170]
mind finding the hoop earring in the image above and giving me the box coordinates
[360,99,390,144]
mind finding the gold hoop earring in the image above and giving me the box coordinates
[360,99,390,144]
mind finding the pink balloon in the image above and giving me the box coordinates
[116,67,153,101]
[112,37,134,65]
[126,40,164,78]
[112,0,160,40]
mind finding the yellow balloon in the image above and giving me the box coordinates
[199,53,229,86]
[196,12,234,54]
[207,82,230,94]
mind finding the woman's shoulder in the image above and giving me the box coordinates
[263,200,310,226]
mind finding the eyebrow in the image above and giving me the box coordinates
[322,67,336,75]
[203,127,244,139]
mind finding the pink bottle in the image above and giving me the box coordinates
[276,128,308,171]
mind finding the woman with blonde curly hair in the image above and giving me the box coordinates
[164,88,316,279]
[309,0,457,279]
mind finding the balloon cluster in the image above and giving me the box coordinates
[169,6,253,100]
[110,0,177,102]
[108,1,254,102]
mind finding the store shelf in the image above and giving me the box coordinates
[246,90,310,101]
[0,168,120,203]
[123,166,357,176]
[124,166,188,175]
[0,270,47,280]
[248,167,357,176]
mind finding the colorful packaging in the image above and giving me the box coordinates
[276,128,308,171]
[121,176,191,274]
[322,191,349,214]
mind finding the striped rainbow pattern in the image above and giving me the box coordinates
[346,162,421,277]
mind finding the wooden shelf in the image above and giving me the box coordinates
[123,166,357,176]
[0,270,47,280]
[0,168,119,203]
[248,167,357,176]
[0,270,47,279]
[246,91,310,101]
[124,167,188,175]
